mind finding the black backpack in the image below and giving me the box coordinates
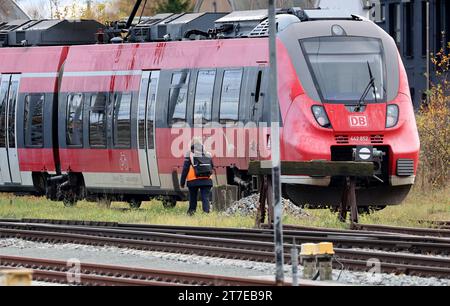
[192,154,213,177]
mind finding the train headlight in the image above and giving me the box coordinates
[386,104,399,128]
[312,105,331,128]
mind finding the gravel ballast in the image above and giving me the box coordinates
[224,194,311,218]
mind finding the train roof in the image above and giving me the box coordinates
[0,7,367,48]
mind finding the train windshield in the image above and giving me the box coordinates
[301,36,386,103]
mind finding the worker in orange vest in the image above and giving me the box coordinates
[180,143,214,215]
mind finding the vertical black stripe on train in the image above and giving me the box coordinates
[53,88,61,174]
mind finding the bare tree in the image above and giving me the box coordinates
[27,6,44,19]
[49,0,62,19]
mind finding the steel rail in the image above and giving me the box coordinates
[0,227,280,261]
[335,249,450,278]
[4,218,450,241]
[352,224,450,238]
[417,220,450,230]
[0,255,282,286]
[1,221,449,255]
[3,218,450,239]
[28,270,177,286]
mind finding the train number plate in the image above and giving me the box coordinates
[349,115,368,127]
[350,136,369,143]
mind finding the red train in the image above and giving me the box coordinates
[0,9,420,209]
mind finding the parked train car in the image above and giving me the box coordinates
[0,9,420,208]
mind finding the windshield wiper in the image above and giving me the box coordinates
[355,61,377,112]
[367,61,378,104]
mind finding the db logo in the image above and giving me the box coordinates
[349,116,368,127]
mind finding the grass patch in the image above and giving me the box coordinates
[0,187,448,229]
[0,196,255,228]
[357,187,450,227]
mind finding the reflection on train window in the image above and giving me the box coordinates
[138,77,150,149]
[194,69,215,125]
[147,77,158,149]
[0,80,9,147]
[113,93,132,148]
[8,80,18,148]
[24,93,45,147]
[66,93,83,147]
[89,93,107,148]
[301,37,386,103]
[220,69,242,124]
[168,71,190,126]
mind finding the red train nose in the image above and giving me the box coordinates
[324,104,386,133]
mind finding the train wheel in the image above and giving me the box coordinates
[129,199,142,209]
[162,198,177,209]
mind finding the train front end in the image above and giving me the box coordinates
[278,17,420,208]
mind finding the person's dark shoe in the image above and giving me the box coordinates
[187,210,195,216]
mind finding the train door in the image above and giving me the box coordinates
[0,74,22,184]
[138,71,161,187]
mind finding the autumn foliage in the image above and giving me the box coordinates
[415,43,450,190]
[83,0,192,23]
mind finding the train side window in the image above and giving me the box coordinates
[220,69,242,124]
[66,93,83,147]
[24,93,45,147]
[168,71,190,126]
[147,76,158,149]
[89,93,107,148]
[138,76,150,149]
[194,69,215,125]
[8,80,19,148]
[113,92,132,148]
[0,80,8,147]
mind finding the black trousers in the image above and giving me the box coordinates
[188,186,212,214]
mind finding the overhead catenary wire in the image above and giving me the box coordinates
[138,0,149,25]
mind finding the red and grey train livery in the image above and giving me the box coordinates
[0,9,419,208]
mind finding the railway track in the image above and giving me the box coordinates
[352,224,450,238]
[1,220,449,254]
[5,217,450,238]
[418,220,450,230]
[0,220,449,278]
[0,255,283,286]
[5,218,450,237]
[0,219,450,255]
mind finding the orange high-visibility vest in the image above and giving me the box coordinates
[186,154,211,182]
